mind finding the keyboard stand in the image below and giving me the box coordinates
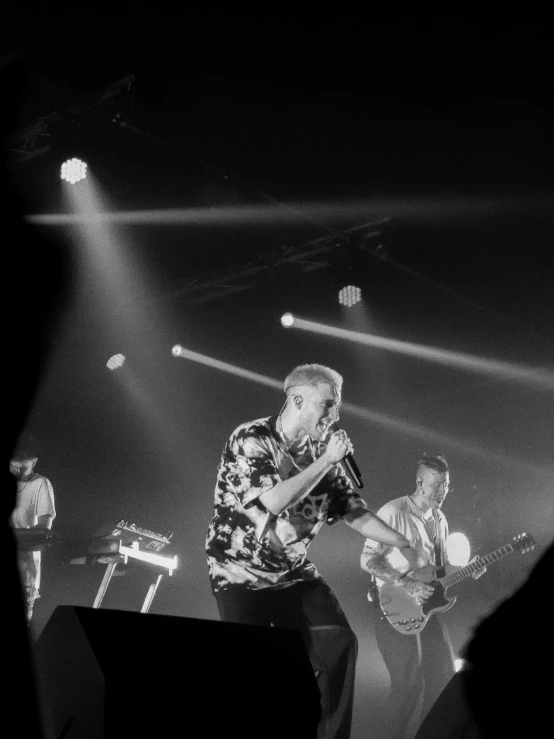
[91,541,177,612]
[141,574,163,613]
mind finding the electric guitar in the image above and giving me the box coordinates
[372,532,535,635]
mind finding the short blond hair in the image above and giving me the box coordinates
[284,364,343,396]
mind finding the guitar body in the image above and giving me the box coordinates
[377,568,457,635]
[369,533,535,635]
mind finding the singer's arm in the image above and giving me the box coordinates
[344,508,411,550]
[259,431,351,515]
[259,453,334,515]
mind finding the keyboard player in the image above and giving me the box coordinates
[10,438,56,622]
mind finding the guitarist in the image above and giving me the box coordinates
[360,454,484,739]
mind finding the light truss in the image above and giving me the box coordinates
[12,75,391,306]
[11,76,137,163]
[160,218,389,305]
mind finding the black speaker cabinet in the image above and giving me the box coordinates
[34,606,320,739]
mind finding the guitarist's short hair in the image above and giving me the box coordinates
[417,453,449,474]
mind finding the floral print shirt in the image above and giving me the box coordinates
[206,415,366,592]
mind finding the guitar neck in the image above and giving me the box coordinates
[440,543,517,587]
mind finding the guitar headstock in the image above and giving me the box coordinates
[512,532,535,554]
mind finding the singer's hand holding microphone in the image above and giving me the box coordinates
[323,429,364,488]
[324,429,352,464]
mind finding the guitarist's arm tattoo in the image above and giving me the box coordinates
[360,550,404,584]
[361,548,434,600]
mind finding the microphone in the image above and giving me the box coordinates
[334,427,364,488]
[344,454,364,489]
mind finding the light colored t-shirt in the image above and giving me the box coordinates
[363,495,448,588]
[11,474,56,592]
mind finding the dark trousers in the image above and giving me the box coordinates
[215,579,358,739]
[372,607,455,739]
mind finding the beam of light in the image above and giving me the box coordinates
[106,353,126,370]
[109,360,191,473]
[25,192,554,227]
[171,345,282,391]
[170,347,549,477]
[63,174,137,293]
[446,532,471,566]
[339,401,548,476]
[286,316,554,391]
[65,173,190,467]
[62,170,168,326]
[60,158,87,184]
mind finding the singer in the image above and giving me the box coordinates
[206,363,413,739]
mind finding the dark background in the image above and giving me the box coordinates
[6,34,553,738]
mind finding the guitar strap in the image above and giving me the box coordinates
[432,509,444,567]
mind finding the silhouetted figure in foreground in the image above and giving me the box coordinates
[463,541,552,738]
[415,542,552,738]
[2,53,72,739]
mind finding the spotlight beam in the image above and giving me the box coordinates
[25,192,553,227]
[171,347,548,476]
[26,206,383,227]
[340,402,547,476]
[287,317,554,391]
[171,346,282,391]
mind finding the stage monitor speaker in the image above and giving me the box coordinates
[34,606,320,739]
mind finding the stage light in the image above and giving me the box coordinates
[107,354,126,370]
[60,158,87,184]
[281,313,295,327]
[338,285,362,307]
[446,532,471,566]
[172,344,184,357]
[454,658,465,672]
